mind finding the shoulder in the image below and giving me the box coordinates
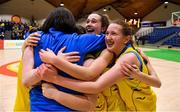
[116,52,140,67]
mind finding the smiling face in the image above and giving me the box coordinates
[105,23,131,55]
[85,14,102,34]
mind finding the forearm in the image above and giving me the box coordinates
[22,69,41,88]
[53,63,124,94]
[52,50,113,80]
[22,46,41,88]
[146,62,157,76]
[52,56,109,81]
[52,90,96,111]
[136,71,161,88]
[53,75,101,94]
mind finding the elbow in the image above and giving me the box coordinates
[153,80,161,88]
[82,72,99,81]
[156,81,161,88]
[84,74,97,81]
[89,84,103,94]
[22,78,30,88]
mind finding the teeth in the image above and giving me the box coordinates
[86,28,95,32]
[107,43,113,46]
[107,41,113,45]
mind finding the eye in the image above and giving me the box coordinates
[111,32,117,36]
[105,32,109,35]
[86,20,90,23]
[91,19,97,23]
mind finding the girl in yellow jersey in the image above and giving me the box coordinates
[37,20,161,111]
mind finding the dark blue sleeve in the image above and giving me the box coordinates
[78,34,106,53]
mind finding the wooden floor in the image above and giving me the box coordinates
[0,48,180,112]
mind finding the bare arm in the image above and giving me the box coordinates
[39,49,113,80]
[22,47,41,88]
[83,58,95,67]
[42,83,96,111]
[37,54,131,94]
[121,54,161,88]
[39,53,159,94]
[37,64,97,111]
[22,33,40,52]
[142,61,161,87]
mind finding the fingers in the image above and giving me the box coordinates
[66,55,80,61]
[131,64,138,69]
[40,49,52,54]
[121,63,136,77]
[39,52,43,60]
[45,64,53,68]
[121,64,132,76]
[26,33,41,46]
[38,64,47,78]
[28,36,40,41]
[42,83,53,88]
[64,52,80,62]
[39,49,46,58]
[46,48,53,53]
[64,51,79,56]
[40,49,46,53]
[68,59,80,63]
[45,64,57,71]
[58,46,66,53]
[29,32,41,38]
[26,39,38,45]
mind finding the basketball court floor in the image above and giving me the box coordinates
[0,48,180,112]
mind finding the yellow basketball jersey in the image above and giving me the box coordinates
[14,59,30,112]
[95,67,126,111]
[116,45,156,111]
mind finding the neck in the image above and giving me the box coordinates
[115,44,126,57]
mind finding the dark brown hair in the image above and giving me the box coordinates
[41,7,76,33]
[91,12,110,33]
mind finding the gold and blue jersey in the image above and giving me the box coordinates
[95,43,156,111]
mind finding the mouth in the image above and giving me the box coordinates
[105,40,114,47]
[86,27,95,33]
[107,43,113,47]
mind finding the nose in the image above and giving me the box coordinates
[106,34,111,40]
[86,21,92,27]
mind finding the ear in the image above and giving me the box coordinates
[124,35,131,44]
[101,27,106,33]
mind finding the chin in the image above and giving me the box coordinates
[106,47,114,53]
[87,32,95,34]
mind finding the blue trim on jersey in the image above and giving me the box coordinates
[118,43,143,71]
[127,51,143,71]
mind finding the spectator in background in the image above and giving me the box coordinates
[0,20,34,40]
[0,23,5,39]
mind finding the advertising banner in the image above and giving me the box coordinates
[4,40,24,49]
